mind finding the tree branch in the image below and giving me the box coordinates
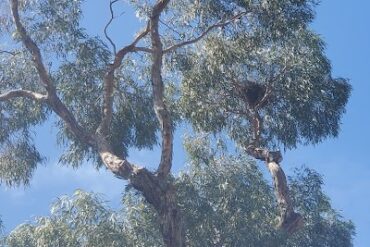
[104,0,120,54]
[244,145,303,233]
[0,89,47,102]
[10,0,55,94]
[97,23,151,136]
[150,0,173,177]
[10,0,94,146]
[7,5,185,242]
[163,11,247,53]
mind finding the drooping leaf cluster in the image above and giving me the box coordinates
[2,138,354,247]
[0,52,47,185]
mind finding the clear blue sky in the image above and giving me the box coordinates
[1,1,369,246]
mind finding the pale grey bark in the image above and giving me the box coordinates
[245,146,303,233]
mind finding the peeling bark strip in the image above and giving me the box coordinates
[245,146,303,233]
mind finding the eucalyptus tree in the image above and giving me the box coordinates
[0,0,350,246]
[175,0,350,233]
[3,138,354,246]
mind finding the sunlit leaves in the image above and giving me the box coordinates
[6,190,127,247]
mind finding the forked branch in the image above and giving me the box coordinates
[244,145,303,233]
[98,23,151,136]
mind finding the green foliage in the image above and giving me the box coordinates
[17,0,85,56]
[0,52,48,186]
[170,0,351,149]
[5,190,128,247]
[0,0,350,184]
[0,136,43,186]
[3,141,354,246]
[287,168,355,246]
[179,136,279,246]
[0,1,353,245]
[0,0,160,177]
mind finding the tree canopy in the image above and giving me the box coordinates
[2,138,354,246]
[0,0,351,245]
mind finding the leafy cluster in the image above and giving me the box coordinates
[0,0,160,180]
[169,0,351,149]
[2,138,354,246]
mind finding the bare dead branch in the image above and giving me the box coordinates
[0,89,47,102]
[0,50,19,56]
[163,11,247,53]
[104,0,120,54]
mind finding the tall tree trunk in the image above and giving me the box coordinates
[130,168,185,247]
[246,146,303,233]
[97,140,185,247]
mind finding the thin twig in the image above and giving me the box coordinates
[159,18,183,36]
[163,11,247,53]
[0,50,19,56]
[104,0,120,54]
